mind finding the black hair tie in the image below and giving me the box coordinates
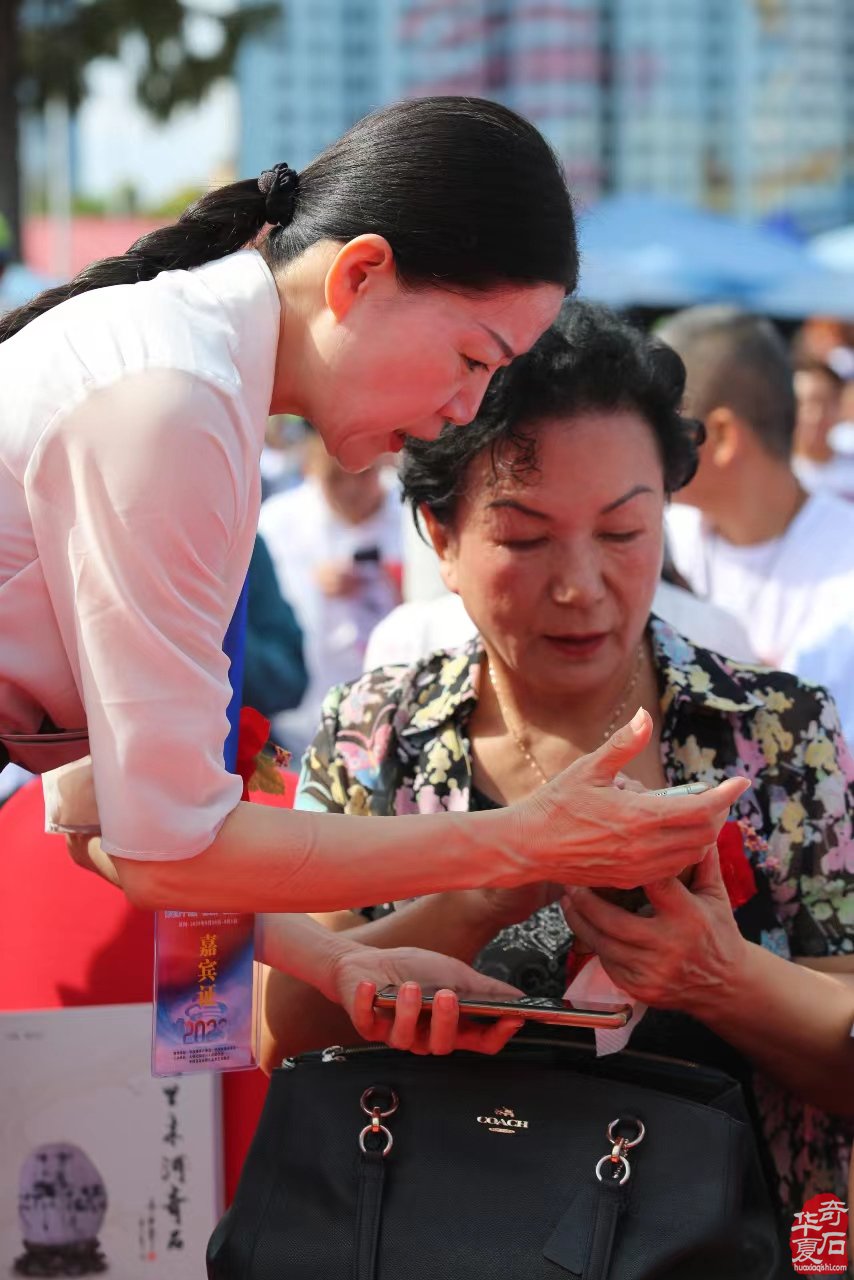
[258,163,299,227]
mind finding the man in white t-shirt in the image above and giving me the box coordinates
[259,429,403,757]
[659,305,854,745]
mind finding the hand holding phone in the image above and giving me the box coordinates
[331,946,530,1057]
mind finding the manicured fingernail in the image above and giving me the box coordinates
[630,707,646,729]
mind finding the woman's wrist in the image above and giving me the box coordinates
[466,802,536,889]
[682,932,754,1024]
[256,913,365,1003]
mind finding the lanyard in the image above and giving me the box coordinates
[152,577,260,1077]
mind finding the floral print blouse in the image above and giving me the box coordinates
[297,615,854,1211]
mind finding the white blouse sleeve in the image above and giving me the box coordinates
[26,370,248,860]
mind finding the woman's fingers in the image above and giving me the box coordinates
[653,776,750,830]
[562,900,643,971]
[582,708,653,784]
[352,980,525,1057]
[457,1016,525,1055]
[685,844,725,894]
[351,979,381,1039]
[564,887,655,946]
[387,981,425,1049]
[427,989,460,1055]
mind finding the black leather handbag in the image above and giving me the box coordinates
[208,1036,789,1280]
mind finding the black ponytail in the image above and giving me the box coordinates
[1,96,577,344]
[0,178,270,342]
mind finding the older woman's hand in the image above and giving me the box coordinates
[330,944,525,1056]
[517,708,750,889]
[561,847,747,1013]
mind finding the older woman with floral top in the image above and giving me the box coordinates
[261,303,854,1215]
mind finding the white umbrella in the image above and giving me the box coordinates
[810,225,854,274]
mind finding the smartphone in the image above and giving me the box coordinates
[353,546,381,564]
[373,986,631,1029]
[650,782,710,797]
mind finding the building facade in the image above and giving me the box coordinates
[392,2,606,207]
[610,0,850,232]
[237,0,854,232]
[237,0,388,179]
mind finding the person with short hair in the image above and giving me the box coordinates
[792,356,854,501]
[661,305,854,747]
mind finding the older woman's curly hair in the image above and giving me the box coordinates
[401,300,705,529]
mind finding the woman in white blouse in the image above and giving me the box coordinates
[0,97,746,1047]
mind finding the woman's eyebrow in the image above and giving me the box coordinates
[600,484,654,515]
[479,324,516,360]
[487,486,654,521]
[486,498,549,520]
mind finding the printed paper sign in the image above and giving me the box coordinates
[0,1003,221,1277]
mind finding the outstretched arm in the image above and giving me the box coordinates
[113,713,747,910]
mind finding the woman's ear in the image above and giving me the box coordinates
[324,234,396,321]
[419,505,460,594]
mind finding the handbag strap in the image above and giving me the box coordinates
[584,1179,627,1280]
[353,1150,385,1280]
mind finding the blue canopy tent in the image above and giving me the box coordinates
[748,266,854,320]
[0,263,57,311]
[576,195,822,312]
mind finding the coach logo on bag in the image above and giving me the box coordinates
[477,1106,529,1135]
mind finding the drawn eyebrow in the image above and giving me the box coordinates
[600,484,654,514]
[488,487,654,519]
[480,324,516,360]
[486,499,549,520]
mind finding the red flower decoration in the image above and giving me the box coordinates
[716,820,758,911]
[234,706,291,801]
[235,706,272,802]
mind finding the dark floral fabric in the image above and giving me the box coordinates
[297,615,854,1209]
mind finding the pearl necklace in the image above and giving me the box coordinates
[487,644,645,788]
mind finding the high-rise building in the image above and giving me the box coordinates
[610,0,851,232]
[237,0,854,231]
[237,0,388,178]
[392,2,606,207]
[605,1,708,205]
